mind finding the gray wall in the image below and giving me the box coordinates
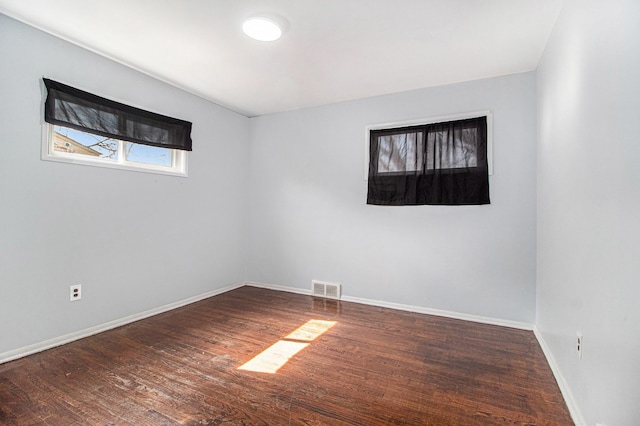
[0,14,249,355]
[536,0,640,424]
[248,72,538,323]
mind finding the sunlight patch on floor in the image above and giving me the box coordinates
[238,319,337,374]
[238,341,309,374]
[285,319,336,342]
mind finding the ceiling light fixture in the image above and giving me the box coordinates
[242,15,288,42]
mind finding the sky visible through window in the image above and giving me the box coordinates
[54,125,172,167]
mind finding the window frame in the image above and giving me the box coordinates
[41,123,188,177]
[364,110,493,180]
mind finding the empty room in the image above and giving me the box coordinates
[0,1,638,425]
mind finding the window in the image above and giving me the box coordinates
[45,124,186,175]
[367,113,490,206]
[42,78,191,176]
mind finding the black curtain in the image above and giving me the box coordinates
[367,116,489,206]
[43,78,192,151]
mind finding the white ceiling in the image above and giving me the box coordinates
[0,0,564,117]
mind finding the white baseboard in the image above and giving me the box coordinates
[342,294,533,330]
[245,281,533,330]
[533,326,585,426]
[245,280,312,296]
[0,282,245,365]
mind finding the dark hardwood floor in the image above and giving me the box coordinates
[0,286,573,425]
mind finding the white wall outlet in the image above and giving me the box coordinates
[70,284,82,301]
[576,332,583,359]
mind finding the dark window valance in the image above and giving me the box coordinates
[43,78,192,151]
[367,116,489,206]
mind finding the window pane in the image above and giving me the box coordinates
[426,127,478,170]
[52,125,118,160]
[125,142,172,167]
[377,132,423,173]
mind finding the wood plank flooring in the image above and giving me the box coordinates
[0,286,573,425]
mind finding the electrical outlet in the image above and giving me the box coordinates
[70,284,82,301]
[576,332,583,359]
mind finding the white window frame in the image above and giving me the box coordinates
[364,110,493,180]
[42,123,188,177]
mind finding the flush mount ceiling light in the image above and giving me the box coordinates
[242,15,288,42]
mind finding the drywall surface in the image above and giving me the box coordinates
[0,14,249,355]
[536,1,640,424]
[248,72,537,323]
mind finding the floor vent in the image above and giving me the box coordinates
[311,280,341,300]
